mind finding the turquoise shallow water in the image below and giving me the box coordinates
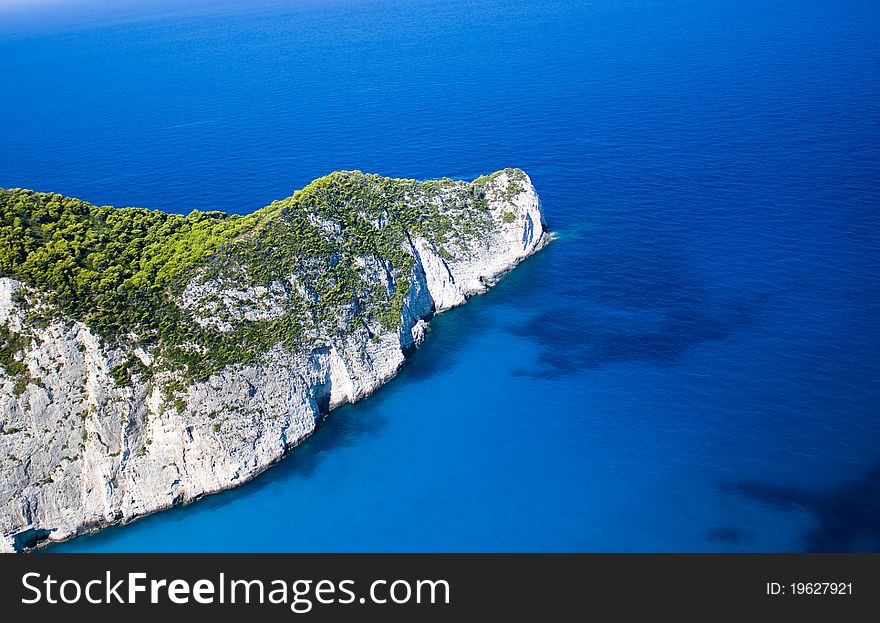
[1,0,879,551]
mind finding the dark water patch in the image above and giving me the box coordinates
[510,238,766,376]
[720,463,880,552]
[513,298,757,377]
[705,526,755,546]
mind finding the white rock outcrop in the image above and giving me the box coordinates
[0,170,546,552]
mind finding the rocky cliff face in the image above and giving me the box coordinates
[0,169,546,551]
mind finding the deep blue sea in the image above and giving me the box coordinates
[2,0,879,552]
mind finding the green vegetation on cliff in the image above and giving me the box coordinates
[0,169,522,383]
[0,192,255,335]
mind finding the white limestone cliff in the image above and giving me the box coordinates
[0,170,547,552]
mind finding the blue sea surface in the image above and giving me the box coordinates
[2,0,879,552]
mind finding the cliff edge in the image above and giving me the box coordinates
[0,168,547,551]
